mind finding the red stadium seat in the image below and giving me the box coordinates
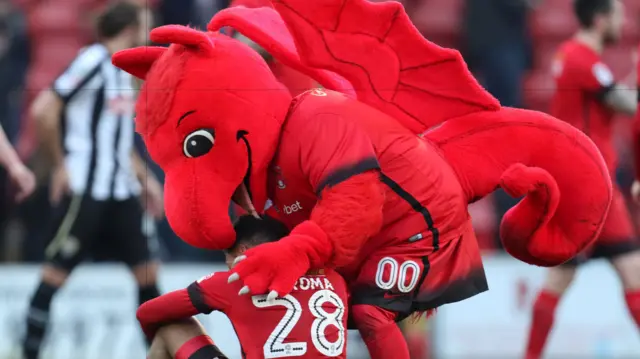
[523,71,555,112]
[530,0,578,40]
[601,44,637,79]
[411,0,464,46]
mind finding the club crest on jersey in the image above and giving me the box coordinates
[310,88,327,97]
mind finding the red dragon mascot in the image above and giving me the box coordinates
[113,0,612,357]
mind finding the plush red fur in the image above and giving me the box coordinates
[311,171,385,267]
[425,108,612,265]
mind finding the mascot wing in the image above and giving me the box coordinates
[270,0,500,133]
[208,6,354,96]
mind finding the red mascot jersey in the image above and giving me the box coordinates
[267,89,482,294]
[137,269,348,359]
[551,39,618,172]
[269,89,469,249]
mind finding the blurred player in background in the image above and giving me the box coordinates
[633,45,640,201]
[137,215,349,359]
[0,124,35,202]
[22,3,163,359]
[524,1,640,358]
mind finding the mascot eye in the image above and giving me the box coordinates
[183,129,215,158]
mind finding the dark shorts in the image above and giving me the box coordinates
[347,220,488,323]
[562,186,640,266]
[44,195,160,271]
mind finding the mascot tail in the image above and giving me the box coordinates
[424,108,612,266]
[208,0,613,266]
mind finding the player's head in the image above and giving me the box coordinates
[224,215,290,269]
[574,0,625,44]
[96,1,145,49]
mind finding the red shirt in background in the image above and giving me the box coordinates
[634,44,640,179]
[550,39,618,173]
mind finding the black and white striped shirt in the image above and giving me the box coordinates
[52,43,140,201]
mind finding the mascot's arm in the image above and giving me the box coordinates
[136,273,233,339]
[304,171,385,267]
[289,111,385,268]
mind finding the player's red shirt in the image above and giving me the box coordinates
[267,89,469,280]
[191,269,348,359]
[550,39,618,172]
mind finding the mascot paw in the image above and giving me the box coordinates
[229,239,311,297]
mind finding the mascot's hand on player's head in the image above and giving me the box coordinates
[112,25,292,249]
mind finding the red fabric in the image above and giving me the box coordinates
[271,0,500,133]
[342,220,485,312]
[625,289,640,328]
[139,270,349,359]
[175,335,215,359]
[351,304,410,359]
[550,40,618,173]
[525,290,560,359]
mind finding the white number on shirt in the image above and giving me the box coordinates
[375,257,421,293]
[252,290,345,358]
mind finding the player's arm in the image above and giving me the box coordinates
[580,60,637,116]
[136,272,233,339]
[0,125,26,173]
[131,148,160,184]
[602,83,637,116]
[289,111,386,269]
[31,89,64,167]
[33,47,104,166]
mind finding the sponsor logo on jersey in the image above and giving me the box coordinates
[283,201,303,214]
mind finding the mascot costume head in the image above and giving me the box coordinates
[113,0,611,267]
